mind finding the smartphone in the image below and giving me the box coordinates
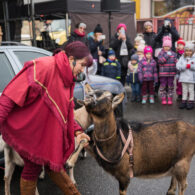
[120,28,125,35]
[99,34,106,40]
[164,20,170,27]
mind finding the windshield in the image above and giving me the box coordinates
[50,19,66,32]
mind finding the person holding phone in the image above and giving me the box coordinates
[110,23,134,85]
[88,24,105,74]
[155,18,180,52]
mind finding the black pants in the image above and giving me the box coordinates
[118,56,129,86]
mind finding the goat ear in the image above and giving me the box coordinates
[112,93,124,109]
[84,83,94,94]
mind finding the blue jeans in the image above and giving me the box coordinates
[131,83,141,97]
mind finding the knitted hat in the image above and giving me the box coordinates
[185,42,195,51]
[144,21,153,28]
[131,54,139,62]
[108,48,115,56]
[64,41,92,67]
[78,23,86,29]
[116,23,127,32]
[137,45,145,52]
[163,36,172,47]
[94,24,103,33]
[144,46,153,55]
[135,35,144,42]
[177,38,185,46]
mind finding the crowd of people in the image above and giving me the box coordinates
[68,18,195,110]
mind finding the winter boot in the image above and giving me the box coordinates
[167,97,173,105]
[161,97,167,105]
[47,169,81,195]
[20,178,37,195]
[186,102,194,110]
[149,95,155,104]
[136,95,141,102]
[142,95,147,104]
[179,101,187,109]
[131,95,136,102]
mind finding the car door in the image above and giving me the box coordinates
[0,51,18,94]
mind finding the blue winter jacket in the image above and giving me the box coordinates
[101,59,121,80]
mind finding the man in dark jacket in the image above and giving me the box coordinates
[155,18,180,52]
[110,23,134,85]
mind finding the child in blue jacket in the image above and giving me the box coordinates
[101,49,121,80]
[126,54,141,102]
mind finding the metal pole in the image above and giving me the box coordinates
[3,0,11,41]
[65,13,69,40]
[31,0,37,46]
[108,11,111,44]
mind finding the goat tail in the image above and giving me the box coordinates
[0,135,5,151]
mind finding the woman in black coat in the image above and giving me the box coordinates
[88,24,105,74]
[110,23,134,86]
[68,22,88,46]
[143,21,156,52]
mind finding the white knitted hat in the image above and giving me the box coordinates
[185,42,195,51]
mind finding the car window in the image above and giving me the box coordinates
[14,51,48,65]
[0,52,15,92]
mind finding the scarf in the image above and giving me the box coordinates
[74,29,85,37]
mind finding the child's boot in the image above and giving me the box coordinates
[142,95,147,104]
[167,97,173,105]
[179,100,187,109]
[131,95,136,102]
[149,95,154,104]
[161,97,167,105]
[136,95,141,102]
[186,101,194,110]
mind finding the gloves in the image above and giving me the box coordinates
[167,51,172,56]
[186,64,191,69]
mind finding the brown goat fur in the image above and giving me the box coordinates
[82,84,195,195]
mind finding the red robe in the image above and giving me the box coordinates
[0,51,81,171]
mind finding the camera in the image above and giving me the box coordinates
[164,20,170,28]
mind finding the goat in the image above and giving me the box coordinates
[0,104,92,195]
[75,84,195,195]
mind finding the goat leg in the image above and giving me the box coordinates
[65,138,88,169]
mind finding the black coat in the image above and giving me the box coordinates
[155,26,180,52]
[88,37,105,60]
[109,33,134,60]
[143,32,157,50]
[67,32,88,46]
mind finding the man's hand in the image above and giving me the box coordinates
[76,132,90,147]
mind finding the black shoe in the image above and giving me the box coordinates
[131,95,136,102]
[177,95,182,101]
[186,102,194,110]
[179,101,187,109]
[136,96,141,102]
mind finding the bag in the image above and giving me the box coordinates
[99,55,106,64]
